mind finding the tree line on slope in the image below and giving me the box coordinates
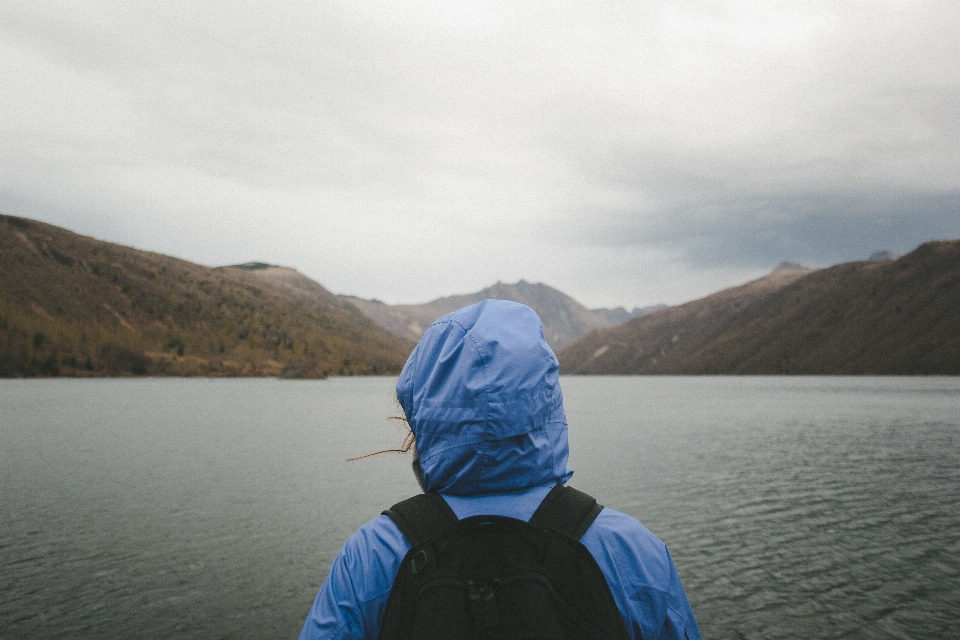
[0,215,413,377]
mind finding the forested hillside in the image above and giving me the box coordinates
[0,215,413,377]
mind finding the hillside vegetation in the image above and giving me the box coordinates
[0,215,413,377]
[558,241,960,375]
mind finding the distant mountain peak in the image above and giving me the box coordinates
[868,251,899,262]
[772,261,810,273]
[342,279,648,351]
[220,262,276,271]
[590,304,666,326]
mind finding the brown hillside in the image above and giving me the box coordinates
[681,240,960,374]
[558,240,960,375]
[558,263,815,374]
[0,215,413,377]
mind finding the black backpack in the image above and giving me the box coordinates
[378,485,631,640]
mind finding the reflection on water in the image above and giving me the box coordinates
[2,377,959,639]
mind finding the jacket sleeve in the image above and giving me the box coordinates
[581,509,702,640]
[298,516,411,640]
[660,547,702,640]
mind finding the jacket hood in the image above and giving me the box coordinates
[396,300,573,496]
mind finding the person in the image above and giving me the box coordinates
[298,299,701,640]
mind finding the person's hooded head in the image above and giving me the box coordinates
[396,299,573,496]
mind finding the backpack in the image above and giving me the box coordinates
[378,485,631,640]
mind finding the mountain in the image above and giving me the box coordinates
[590,304,667,325]
[868,250,899,262]
[342,280,658,351]
[558,240,960,375]
[0,215,413,377]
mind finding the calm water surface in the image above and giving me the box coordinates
[2,377,958,639]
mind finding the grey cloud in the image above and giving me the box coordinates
[2,0,960,307]
[2,2,449,188]
[580,189,960,269]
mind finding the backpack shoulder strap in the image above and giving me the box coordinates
[382,492,459,546]
[529,485,604,540]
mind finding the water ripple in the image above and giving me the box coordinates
[3,377,959,639]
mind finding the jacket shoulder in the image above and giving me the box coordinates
[337,514,411,601]
[584,508,673,582]
[299,514,412,640]
[582,508,702,640]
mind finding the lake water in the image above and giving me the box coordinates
[1,377,958,639]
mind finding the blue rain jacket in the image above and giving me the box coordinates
[299,300,701,640]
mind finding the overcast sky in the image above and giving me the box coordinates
[2,1,958,308]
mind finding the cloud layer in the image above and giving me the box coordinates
[2,0,959,306]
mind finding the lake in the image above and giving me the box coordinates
[1,377,958,639]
